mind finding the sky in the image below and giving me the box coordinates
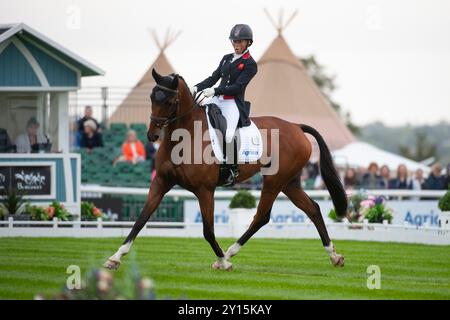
[1,0,450,126]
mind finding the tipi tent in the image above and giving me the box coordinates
[247,10,355,152]
[109,29,180,125]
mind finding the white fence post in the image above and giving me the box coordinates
[53,217,58,229]
[8,217,13,229]
[97,218,102,229]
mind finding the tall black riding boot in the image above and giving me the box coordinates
[222,137,239,186]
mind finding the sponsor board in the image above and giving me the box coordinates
[184,199,441,227]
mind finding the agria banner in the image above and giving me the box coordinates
[184,199,442,227]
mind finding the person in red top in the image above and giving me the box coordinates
[115,130,146,165]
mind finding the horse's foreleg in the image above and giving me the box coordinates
[103,176,173,270]
[225,188,279,261]
[282,182,344,267]
[195,188,231,270]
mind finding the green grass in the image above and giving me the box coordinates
[0,237,449,299]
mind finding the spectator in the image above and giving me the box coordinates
[77,106,100,146]
[380,165,391,189]
[361,162,385,189]
[412,168,425,190]
[424,163,446,190]
[80,120,103,151]
[389,164,412,189]
[115,130,146,165]
[306,161,319,180]
[15,117,49,153]
[0,128,14,152]
[145,141,157,161]
[343,168,358,190]
[445,164,450,190]
[313,174,325,190]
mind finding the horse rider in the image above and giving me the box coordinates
[190,24,258,185]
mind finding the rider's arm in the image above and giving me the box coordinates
[195,55,226,91]
[214,61,257,96]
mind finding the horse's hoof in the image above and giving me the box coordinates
[103,259,121,270]
[331,254,345,267]
[212,259,233,271]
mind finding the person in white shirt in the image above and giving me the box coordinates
[15,117,48,153]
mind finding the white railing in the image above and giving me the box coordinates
[80,185,446,200]
[1,217,449,245]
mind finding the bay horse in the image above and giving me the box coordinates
[103,69,347,271]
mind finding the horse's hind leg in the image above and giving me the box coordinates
[282,178,344,267]
[103,175,173,270]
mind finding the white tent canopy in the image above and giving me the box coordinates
[332,141,430,174]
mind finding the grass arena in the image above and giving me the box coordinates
[0,237,449,299]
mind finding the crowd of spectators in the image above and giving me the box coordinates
[71,105,450,191]
[76,106,159,167]
[304,161,450,191]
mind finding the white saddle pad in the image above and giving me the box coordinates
[205,105,263,163]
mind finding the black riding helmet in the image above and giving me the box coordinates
[229,24,253,46]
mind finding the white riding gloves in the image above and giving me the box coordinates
[203,87,215,98]
[189,86,197,96]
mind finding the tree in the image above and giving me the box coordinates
[399,131,437,162]
[300,55,360,135]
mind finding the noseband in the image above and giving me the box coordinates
[150,83,197,129]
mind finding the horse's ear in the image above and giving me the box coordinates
[171,75,179,89]
[152,68,162,83]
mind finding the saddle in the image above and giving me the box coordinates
[205,103,240,187]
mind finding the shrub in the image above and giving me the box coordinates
[328,209,344,222]
[229,190,256,209]
[438,190,450,212]
[362,204,393,223]
[0,187,27,215]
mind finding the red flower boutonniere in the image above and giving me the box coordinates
[237,63,244,70]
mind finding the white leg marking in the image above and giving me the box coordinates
[212,257,233,270]
[324,241,344,267]
[104,241,133,270]
[225,243,241,260]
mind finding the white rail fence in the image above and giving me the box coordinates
[80,185,447,200]
[1,216,449,245]
[1,186,449,245]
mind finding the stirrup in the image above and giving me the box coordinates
[222,164,238,187]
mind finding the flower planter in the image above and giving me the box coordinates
[228,208,255,238]
[6,214,31,221]
[438,211,450,229]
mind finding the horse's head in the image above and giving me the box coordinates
[147,69,180,142]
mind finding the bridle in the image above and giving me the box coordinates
[149,82,201,129]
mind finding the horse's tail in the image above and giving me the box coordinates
[300,124,347,218]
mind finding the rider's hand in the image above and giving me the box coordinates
[189,86,197,96]
[203,88,215,98]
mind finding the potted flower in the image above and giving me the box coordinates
[228,190,256,237]
[26,201,72,221]
[438,190,450,229]
[81,201,106,221]
[359,196,393,225]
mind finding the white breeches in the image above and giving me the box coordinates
[203,96,239,143]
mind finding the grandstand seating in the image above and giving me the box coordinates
[77,122,263,189]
